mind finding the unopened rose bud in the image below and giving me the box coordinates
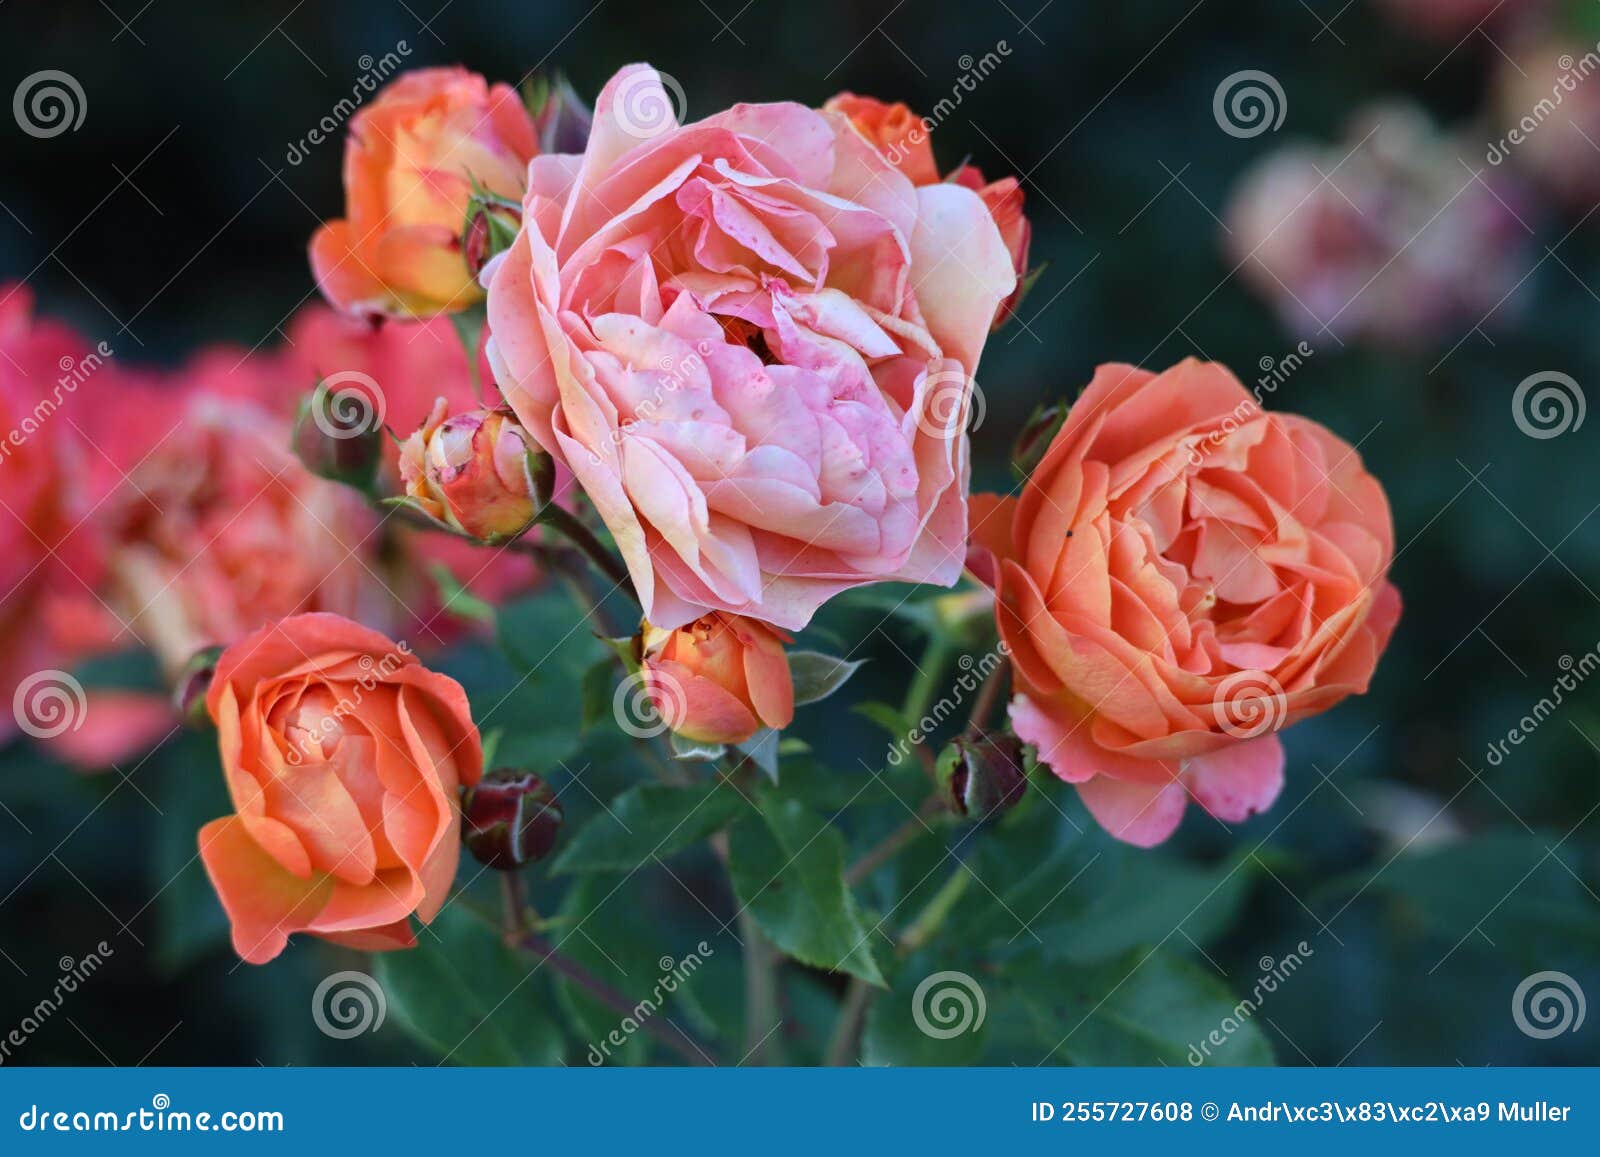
[941,734,1028,820]
[462,198,521,281]
[173,645,224,728]
[639,613,794,746]
[292,380,384,491]
[528,72,594,155]
[398,399,549,542]
[462,769,565,870]
[1011,400,1068,480]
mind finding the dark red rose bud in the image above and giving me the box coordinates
[291,379,385,492]
[173,645,225,728]
[461,199,521,281]
[462,770,564,870]
[1011,400,1068,481]
[942,734,1028,820]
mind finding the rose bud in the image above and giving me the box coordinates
[1010,399,1068,481]
[640,613,794,746]
[398,399,548,542]
[941,734,1028,821]
[462,198,521,281]
[309,67,538,319]
[462,769,565,870]
[173,645,224,728]
[528,72,594,155]
[291,380,385,491]
[951,165,1034,329]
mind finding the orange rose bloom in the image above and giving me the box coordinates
[310,67,537,318]
[198,613,482,963]
[824,93,939,185]
[972,360,1400,846]
[642,613,794,745]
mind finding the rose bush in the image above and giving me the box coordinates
[486,63,1017,630]
[970,359,1401,846]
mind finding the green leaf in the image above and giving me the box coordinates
[1012,948,1275,1066]
[735,727,780,782]
[788,651,866,706]
[150,733,234,972]
[1050,848,1259,964]
[727,792,886,986]
[862,950,989,1065]
[375,904,565,1065]
[551,783,746,875]
[854,701,908,739]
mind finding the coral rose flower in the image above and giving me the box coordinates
[198,613,481,963]
[310,67,538,318]
[971,360,1400,846]
[641,613,794,745]
[487,64,1017,630]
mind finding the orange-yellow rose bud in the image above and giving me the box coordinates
[641,613,794,746]
[399,399,543,542]
[309,67,538,319]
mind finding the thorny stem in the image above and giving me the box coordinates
[540,502,637,603]
[517,929,714,1066]
[843,795,945,887]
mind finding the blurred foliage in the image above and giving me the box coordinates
[3,0,1600,1066]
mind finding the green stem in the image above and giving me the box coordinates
[541,502,638,603]
[738,906,785,1065]
[517,930,713,1066]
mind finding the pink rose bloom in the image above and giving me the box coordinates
[486,64,1017,630]
[1371,0,1543,40]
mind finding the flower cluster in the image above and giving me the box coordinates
[1,60,1402,972]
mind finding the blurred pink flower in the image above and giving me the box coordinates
[1492,37,1600,208]
[1224,102,1532,347]
[1370,0,1545,40]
